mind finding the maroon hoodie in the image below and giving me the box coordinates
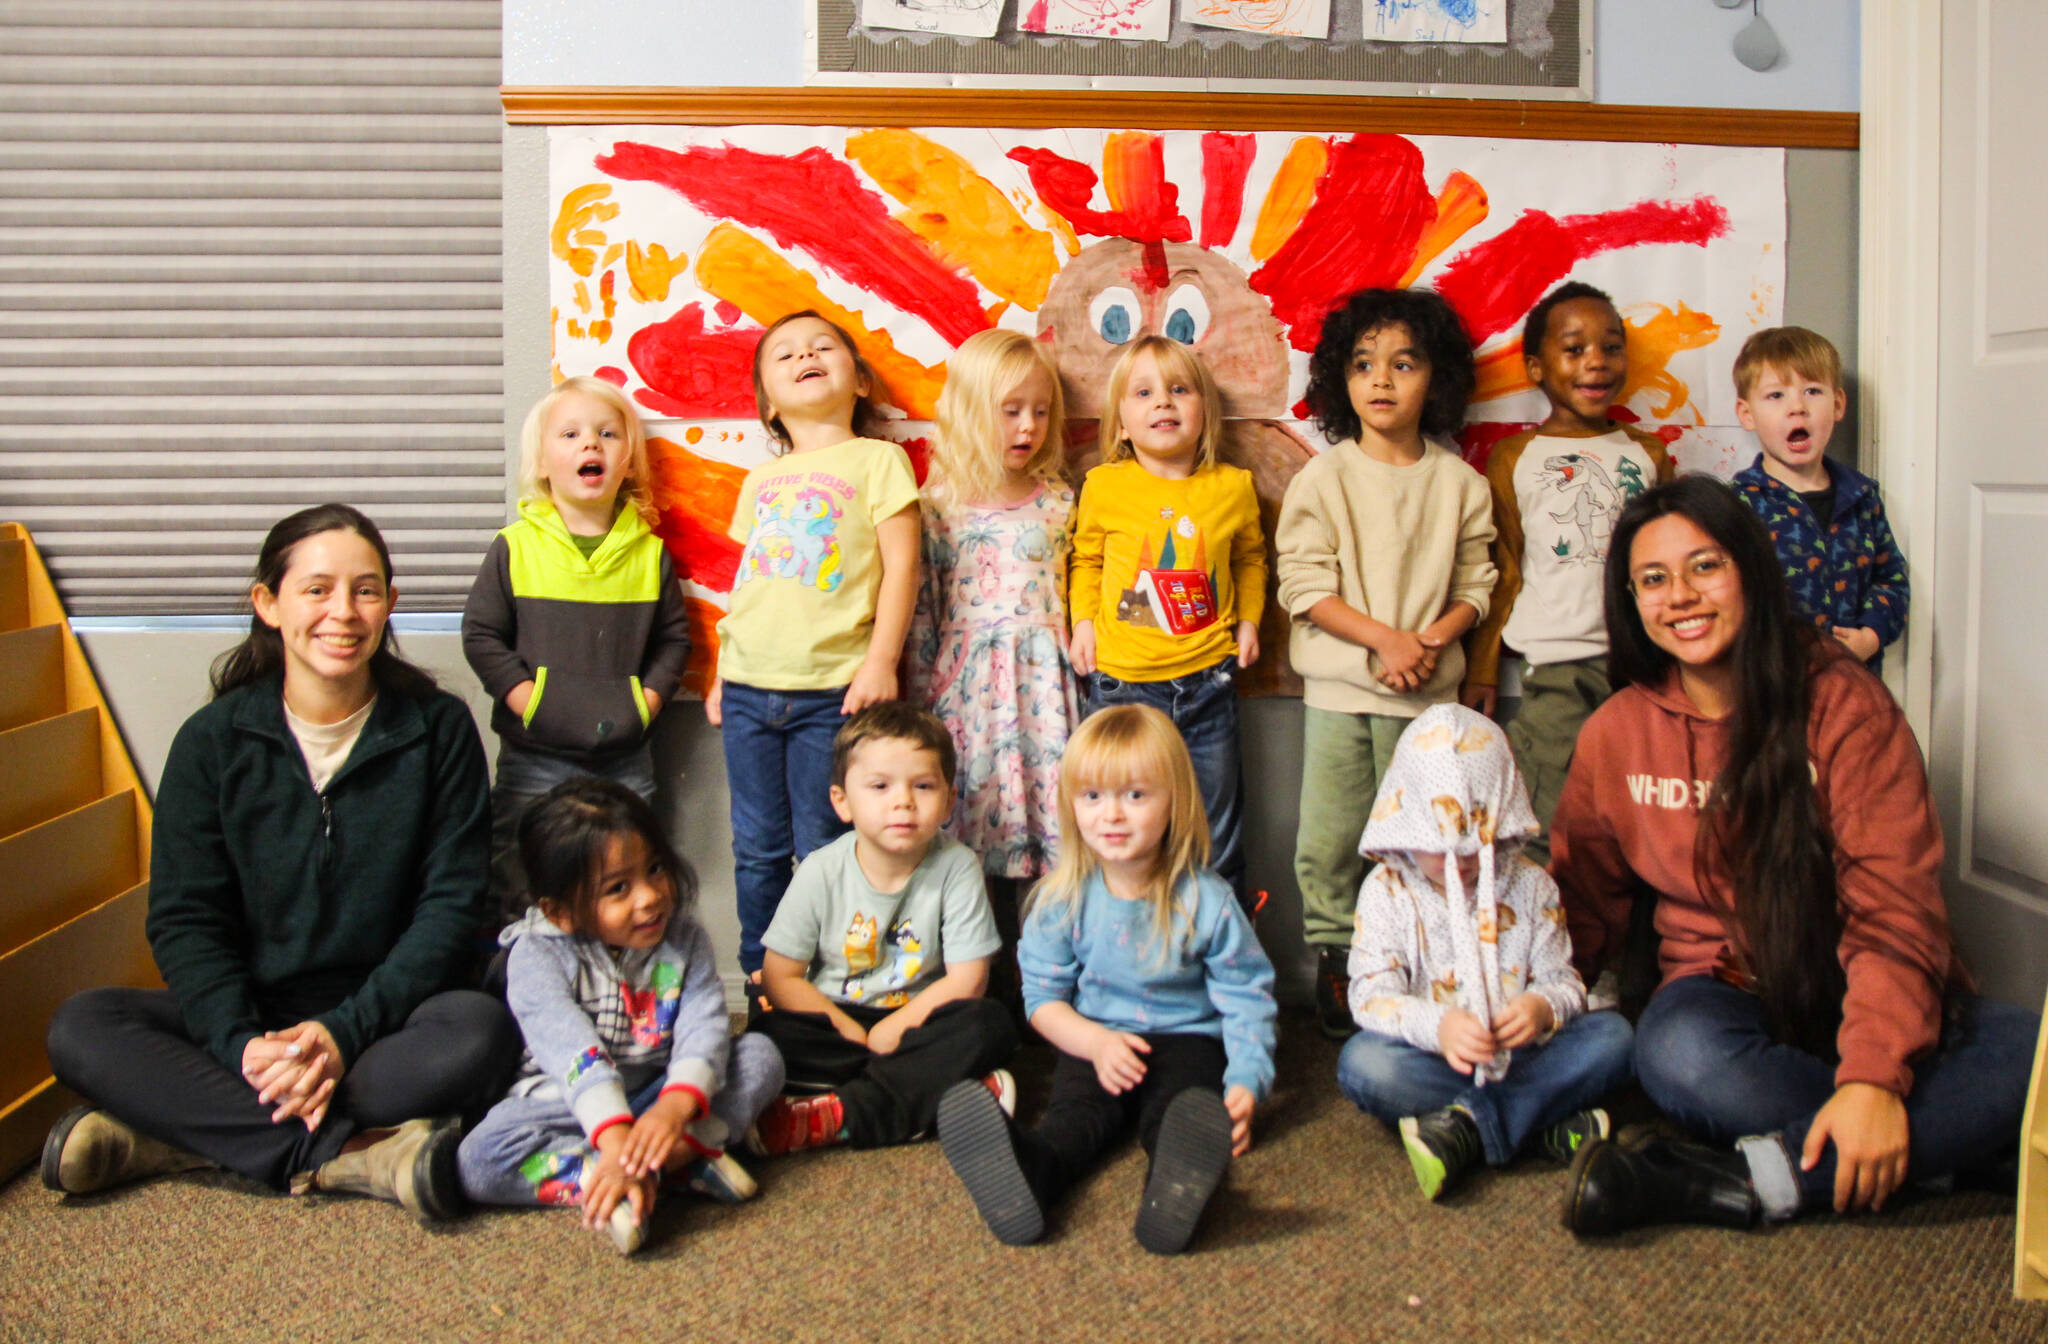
[1551,656,1961,1097]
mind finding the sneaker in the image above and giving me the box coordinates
[41,1107,209,1195]
[983,1068,1018,1118]
[1399,1105,1483,1202]
[606,1201,646,1256]
[744,1093,846,1157]
[1134,1089,1232,1255]
[1315,947,1354,1041]
[312,1116,464,1223]
[1535,1108,1610,1165]
[684,1149,758,1204]
[938,1078,1044,1246]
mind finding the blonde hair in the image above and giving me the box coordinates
[1733,326,1843,400]
[516,376,658,527]
[928,329,1069,508]
[1097,335,1223,471]
[1027,704,1211,964]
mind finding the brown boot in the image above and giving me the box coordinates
[312,1117,464,1223]
[42,1107,210,1195]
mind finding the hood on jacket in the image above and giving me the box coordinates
[500,903,571,948]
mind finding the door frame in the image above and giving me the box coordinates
[1858,4,1943,738]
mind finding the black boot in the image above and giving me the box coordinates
[1561,1130,1760,1236]
[1315,947,1354,1040]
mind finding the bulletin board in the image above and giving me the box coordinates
[810,0,1593,100]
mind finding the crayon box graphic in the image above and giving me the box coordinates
[1134,567,1217,635]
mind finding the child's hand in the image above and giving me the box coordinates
[1069,620,1097,675]
[1459,683,1498,719]
[1490,992,1555,1050]
[1437,1008,1498,1075]
[619,1090,700,1177]
[1090,1028,1150,1095]
[505,679,536,719]
[1375,629,1430,691]
[1234,619,1260,669]
[583,1129,656,1232]
[831,1012,871,1048]
[842,656,897,716]
[1223,1085,1256,1156]
[1833,626,1882,663]
[704,677,723,727]
[641,687,664,719]
[865,1012,909,1056]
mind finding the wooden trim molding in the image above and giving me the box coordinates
[502,87,1858,150]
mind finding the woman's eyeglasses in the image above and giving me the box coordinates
[1629,551,1734,605]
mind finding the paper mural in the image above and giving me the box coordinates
[1020,0,1171,41]
[1365,0,1506,44]
[548,127,1784,695]
[860,0,1004,38]
[1182,0,1332,39]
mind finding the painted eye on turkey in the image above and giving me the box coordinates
[1088,286,1140,345]
[1162,284,1211,345]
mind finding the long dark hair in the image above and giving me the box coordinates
[1304,287,1476,443]
[517,776,697,933]
[1605,475,1846,1058]
[210,503,436,700]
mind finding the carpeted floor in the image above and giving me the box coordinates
[5,1016,2045,1344]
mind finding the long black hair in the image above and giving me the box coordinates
[1304,287,1476,443]
[517,775,697,933]
[1604,475,1845,1058]
[209,503,436,700]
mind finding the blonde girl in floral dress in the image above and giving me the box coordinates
[909,330,1079,895]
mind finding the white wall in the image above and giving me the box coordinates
[502,0,1859,112]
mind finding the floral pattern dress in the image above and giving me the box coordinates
[907,484,1078,878]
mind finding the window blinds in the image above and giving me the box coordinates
[0,1,505,615]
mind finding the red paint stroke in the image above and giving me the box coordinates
[1133,240,1170,293]
[1199,133,1255,250]
[627,303,761,419]
[897,435,933,486]
[1006,147,1192,245]
[598,141,992,346]
[1252,135,1438,353]
[1454,421,1537,473]
[593,366,627,386]
[656,510,741,592]
[1435,196,1732,343]
[1024,0,1049,26]
[1607,404,1684,446]
[714,299,742,325]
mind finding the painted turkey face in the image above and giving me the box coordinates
[1037,239,1290,419]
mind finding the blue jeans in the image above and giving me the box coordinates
[719,681,850,974]
[1336,1011,1636,1165]
[1084,659,1244,898]
[1635,974,2039,1213]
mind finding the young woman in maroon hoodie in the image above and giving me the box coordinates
[1550,475,2037,1234]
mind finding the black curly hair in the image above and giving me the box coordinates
[1520,280,1617,361]
[1304,288,1476,443]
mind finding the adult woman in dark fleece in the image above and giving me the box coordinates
[1550,475,2036,1234]
[43,504,520,1219]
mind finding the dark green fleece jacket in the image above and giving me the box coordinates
[144,678,490,1070]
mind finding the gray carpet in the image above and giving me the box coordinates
[6,1019,2045,1344]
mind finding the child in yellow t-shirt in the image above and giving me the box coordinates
[1068,335,1266,904]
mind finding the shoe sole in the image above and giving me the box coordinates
[1135,1090,1231,1255]
[938,1081,1043,1247]
[39,1106,94,1193]
[405,1120,466,1224]
[607,1202,646,1256]
[1398,1115,1449,1201]
[688,1152,758,1205]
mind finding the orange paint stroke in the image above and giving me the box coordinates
[847,129,1057,311]
[1618,302,1721,422]
[679,596,722,699]
[1399,171,1490,287]
[551,185,618,278]
[567,319,587,339]
[573,231,608,247]
[1250,138,1328,263]
[600,243,624,271]
[572,279,591,315]
[695,223,946,419]
[591,320,612,344]
[1470,340,1531,404]
[626,241,690,303]
[599,270,617,320]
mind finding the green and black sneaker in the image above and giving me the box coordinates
[1399,1105,1483,1201]
[1536,1107,1611,1165]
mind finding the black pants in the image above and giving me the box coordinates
[748,997,1016,1147]
[46,987,522,1191]
[1015,1032,1226,1206]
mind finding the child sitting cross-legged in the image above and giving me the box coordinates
[1336,703,1634,1201]
[745,702,1019,1155]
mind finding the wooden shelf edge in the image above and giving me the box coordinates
[501,86,1858,149]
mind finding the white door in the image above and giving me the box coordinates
[1926,0,2048,1005]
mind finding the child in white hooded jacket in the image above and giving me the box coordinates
[1335,703,1633,1201]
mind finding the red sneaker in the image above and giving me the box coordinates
[744,1093,846,1157]
[982,1068,1017,1118]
